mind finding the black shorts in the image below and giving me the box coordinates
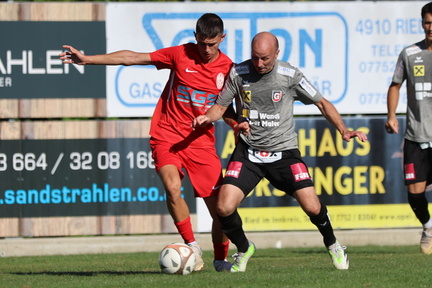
[223,138,314,196]
[403,139,432,185]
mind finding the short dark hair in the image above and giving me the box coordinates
[196,13,224,39]
[421,2,432,19]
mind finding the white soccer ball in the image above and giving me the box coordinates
[159,243,196,275]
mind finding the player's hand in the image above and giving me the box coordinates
[59,45,86,65]
[341,130,368,142]
[385,119,399,134]
[232,121,250,144]
[191,115,211,129]
[235,121,250,137]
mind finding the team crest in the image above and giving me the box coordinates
[272,90,282,102]
[216,73,225,89]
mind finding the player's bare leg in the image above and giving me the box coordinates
[158,165,204,271]
[203,195,231,271]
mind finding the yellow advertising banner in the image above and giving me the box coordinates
[239,204,421,231]
[212,116,418,231]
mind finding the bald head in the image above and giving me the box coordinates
[252,32,279,52]
[251,32,279,74]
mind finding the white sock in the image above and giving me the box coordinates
[423,218,432,229]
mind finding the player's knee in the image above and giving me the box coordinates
[216,201,235,217]
[304,205,321,217]
[309,204,328,224]
[165,189,184,204]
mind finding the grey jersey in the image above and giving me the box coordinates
[217,59,323,151]
[392,40,432,142]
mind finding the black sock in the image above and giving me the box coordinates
[309,204,336,247]
[408,191,430,224]
[218,210,249,252]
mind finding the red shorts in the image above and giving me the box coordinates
[150,139,223,198]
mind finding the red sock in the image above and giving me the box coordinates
[213,241,230,260]
[174,217,195,244]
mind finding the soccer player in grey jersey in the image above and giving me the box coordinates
[386,2,432,255]
[192,31,367,272]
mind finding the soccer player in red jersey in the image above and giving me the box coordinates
[60,13,247,272]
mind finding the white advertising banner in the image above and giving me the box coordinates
[106,2,423,117]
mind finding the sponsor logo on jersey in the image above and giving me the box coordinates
[256,112,280,127]
[248,148,282,163]
[414,56,423,63]
[249,110,258,119]
[299,77,317,97]
[242,80,250,87]
[406,46,422,56]
[291,163,311,182]
[242,90,252,102]
[242,109,249,119]
[277,66,295,77]
[236,64,250,75]
[414,65,425,77]
[185,68,198,73]
[176,85,217,110]
[225,161,242,178]
[272,90,282,102]
[404,163,416,180]
[414,82,432,100]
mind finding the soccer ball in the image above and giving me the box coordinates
[159,243,196,275]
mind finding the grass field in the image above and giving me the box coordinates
[1,245,431,288]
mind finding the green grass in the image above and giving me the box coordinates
[1,245,431,288]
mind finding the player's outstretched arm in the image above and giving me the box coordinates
[315,98,368,142]
[59,45,153,66]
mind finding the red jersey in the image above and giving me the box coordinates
[149,43,232,149]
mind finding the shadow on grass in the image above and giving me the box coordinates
[11,270,161,276]
[288,246,419,255]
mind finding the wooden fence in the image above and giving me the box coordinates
[0,3,179,237]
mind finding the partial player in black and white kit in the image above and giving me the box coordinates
[192,32,367,272]
[218,57,322,196]
[386,1,432,255]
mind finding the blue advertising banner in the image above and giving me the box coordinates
[0,138,193,217]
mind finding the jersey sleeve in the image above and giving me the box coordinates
[292,70,323,105]
[149,46,179,70]
[391,51,406,84]
[216,66,238,107]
